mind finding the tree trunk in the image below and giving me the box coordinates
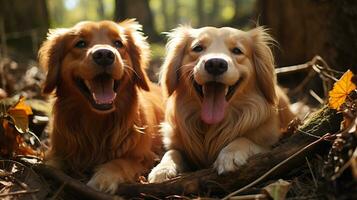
[197,0,205,26]
[114,0,159,42]
[97,0,105,19]
[173,0,179,25]
[255,0,357,71]
[0,0,49,59]
[210,0,220,25]
[161,0,169,31]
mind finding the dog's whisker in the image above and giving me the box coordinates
[123,62,141,79]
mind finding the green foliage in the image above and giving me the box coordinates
[47,0,256,30]
[47,0,114,28]
[150,43,166,60]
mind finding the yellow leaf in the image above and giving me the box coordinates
[7,96,33,133]
[329,70,356,109]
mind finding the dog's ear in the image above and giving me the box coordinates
[120,19,150,91]
[160,26,190,96]
[249,27,277,105]
[39,28,69,94]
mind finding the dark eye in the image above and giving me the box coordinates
[75,40,86,48]
[114,40,123,48]
[192,45,204,53]
[232,47,242,55]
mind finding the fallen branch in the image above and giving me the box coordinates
[114,106,342,198]
[30,106,342,199]
[0,189,40,197]
[31,164,119,200]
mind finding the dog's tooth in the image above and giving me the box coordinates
[203,85,207,95]
[225,87,229,96]
[110,79,114,88]
[85,80,91,90]
[92,93,98,103]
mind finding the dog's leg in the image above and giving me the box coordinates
[213,137,267,174]
[148,149,186,183]
[87,159,143,194]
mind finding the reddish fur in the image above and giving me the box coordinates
[39,20,163,192]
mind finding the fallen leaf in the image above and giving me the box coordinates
[329,70,356,110]
[263,179,291,200]
[7,96,33,133]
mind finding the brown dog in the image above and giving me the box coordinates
[148,26,294,182]
[39,20,163,193]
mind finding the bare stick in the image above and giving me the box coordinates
[0,189,40,197]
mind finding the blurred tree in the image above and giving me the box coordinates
[48,0,65,26]
[228,0,253,27]
[197,0,205,26]
[161,0,169,30]
[0,0,49,59]
[209,0,220,25]
[256,0,357,71]
[114,0,159,42]
[97,0,105,19]
[173,0,180,25]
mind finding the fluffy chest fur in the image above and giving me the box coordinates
[166,90,278,168]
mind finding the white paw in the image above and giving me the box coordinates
[213,148,249,175]
[87,169,124,194]
[148,164,178,183]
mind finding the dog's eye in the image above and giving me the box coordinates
[232,47,242,55]
[75,40,86,48]
[192,45,204,53]
[114,40,123,48]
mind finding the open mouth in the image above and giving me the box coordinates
[75,74,120,111]
[193,79,241,101]
[193,79,241,125]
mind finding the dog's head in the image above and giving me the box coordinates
[161,26,277,124]
[39,20,149,113]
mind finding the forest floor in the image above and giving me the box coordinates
[0,56,356,200]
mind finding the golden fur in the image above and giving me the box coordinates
[149,26,294,182]
[39,20,163,193]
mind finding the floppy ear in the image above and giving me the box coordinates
[249,27,277,105]
[120,19,150,91]
[160,26,190,96]
[38,28,69,94]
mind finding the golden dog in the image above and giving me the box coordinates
[149,26,294,182]
[39,20,163,193]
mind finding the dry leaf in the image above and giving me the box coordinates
[329,70,356,110]
[351,147,357,180]
[263,179,291,200]
[7,96,33,133]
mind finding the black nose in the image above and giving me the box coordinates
[92,49,115,67]
[204,58,228,76]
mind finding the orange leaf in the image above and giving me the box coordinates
[7,96,33,133]
[329,70,356,109]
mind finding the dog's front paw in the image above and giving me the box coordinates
[148,164,178,183]
[87,168,124,194]
[213,148,249,175]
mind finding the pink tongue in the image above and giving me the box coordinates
[201,82,227,124]
[89,78,117,104]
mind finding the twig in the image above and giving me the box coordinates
[229,194,267,200]
[305,157,318,188]
[275,63,311,75]
[0,189,40,197]
[221,133,331,200]
[49,182,66,200]
[309,90,324,104]
[31,164,119,200]
[277,55,341,99]
[13,176,39,200]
